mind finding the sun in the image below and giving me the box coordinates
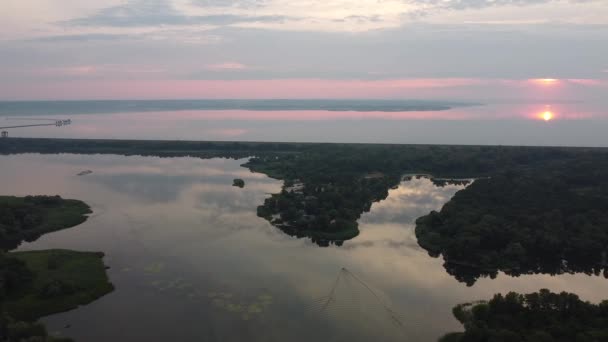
[542,111,553,121]
[540,78,558,85]
[531,78,559,86]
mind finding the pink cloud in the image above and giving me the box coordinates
[205,62,247,71]
[0,78,487,100]
[0,77,605,101]
[525,78,606,87]
[566,79,605,86]
[63,66,98,76]
[40,66,99,77]
[528,78,560,86]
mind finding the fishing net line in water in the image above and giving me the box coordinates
[304,268,424,342]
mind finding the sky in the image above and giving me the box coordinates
[1,0,607,101]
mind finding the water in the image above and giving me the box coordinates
[0,101,606,146]
[2,153,607,341]
[0,100,473,115]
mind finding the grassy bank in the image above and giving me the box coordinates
[0,196,92,250]
[0,195,113,341]
[3,249,114,321]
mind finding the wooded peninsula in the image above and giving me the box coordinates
[0,195,113,341]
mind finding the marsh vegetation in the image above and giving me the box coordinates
[0,196,112,341]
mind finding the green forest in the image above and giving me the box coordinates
[442,289,608,342]
[416,154,608,285]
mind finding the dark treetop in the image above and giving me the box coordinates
[232,178,245,188]
[416,154,608,285]
[442,289,608,342]
[0,196,91,251]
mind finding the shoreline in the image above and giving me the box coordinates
[2,136,608,151]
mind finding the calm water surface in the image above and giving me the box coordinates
[1,102,607,146]
[2,154,607,341]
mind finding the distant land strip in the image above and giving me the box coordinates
[0,99,480,116]
[1,137,605,157]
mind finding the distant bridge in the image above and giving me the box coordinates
[1,118,72,137]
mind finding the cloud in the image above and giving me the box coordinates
[5,0,601,41]
[190,0,267,8]
[179,0,606,32]
[411,0,601,13]
[137,28,222,44]
[566,79,606,86]
[189,14,286,25]
[413,0,552,11]
[7,64,169,81]
[27,28,222,45]
[407,0,599,19]
[31,33,127,42]
[65,0,288,27]
[205,62,248,71]
[66,0,185,27]
[2,0,607,95]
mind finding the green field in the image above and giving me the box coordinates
[4,249,114,321]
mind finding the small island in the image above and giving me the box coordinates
[249,152,402,246]
[0,195,92,250]
[442,289,608,342]
[232,178,245,188]
[0,195,113,341]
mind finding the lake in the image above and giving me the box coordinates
[2,153,607,341]
[1,100,608,146]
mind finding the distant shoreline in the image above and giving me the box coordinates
[1,137,607,152]
[0,99,480,116]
